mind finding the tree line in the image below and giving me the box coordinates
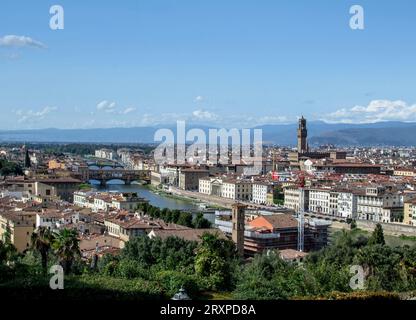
[0,159,23,176]
[1,223,416,300]
[136,202,212,229]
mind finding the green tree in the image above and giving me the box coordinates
[121,235,197,273]
[193,213,211,229]
[273,185,284,205]
[177,212,193,227]
[0,240,18,266]
[171,210,181,223]
[233,251,323,300]
[24,149,31,168]
[0,159,23,176]
[368,224,385,246]
[354,244,401,291]
[97,253,119,276]
[195,233,237,290]
[52,229,81,274]
[31,227,54,274]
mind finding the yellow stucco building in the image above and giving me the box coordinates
[0,212,36,252]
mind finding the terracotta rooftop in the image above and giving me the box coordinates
[250,214,298,230]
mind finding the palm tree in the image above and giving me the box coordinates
[53,229,80,274]
[31,227,54,274]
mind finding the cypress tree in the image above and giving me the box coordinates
[368,223,385,246]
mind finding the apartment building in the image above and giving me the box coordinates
[337,190,358,219]
[150,171,170,186]
[35,210,80,231]
[308,188,339,216]
[199,177,223,196]
[104,214,158,242]
[283,187,309,212]
[74,191,95,209]
[178,169,209,191]
[221,179,252,201]
[394,168,416,177]
[0,211,36,252]
[357,186,403,223]
[252,182,274,205]
[199,176,253,201]
[74,191,148,212]
[48,159,66,170]
[95,149,115,160]
[104,212,192,243]
[5,177,82,202]
[403,199,416,226]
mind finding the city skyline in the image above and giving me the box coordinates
[1,0,416,130]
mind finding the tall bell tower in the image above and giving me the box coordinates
[232,203,246,258]
[297,116,308,153]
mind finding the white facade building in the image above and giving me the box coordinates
[221,179,252,201]
[357,186,403,223]
[284,187,308,212]
[252,183,272,205]
[337,191,358,219]
[95,149,115,160]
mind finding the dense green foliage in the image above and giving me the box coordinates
[30,228,81,275]
[234,228,416,299]
[273,185,284,205]
[97,233,237,297]
[31,227,54,274]
[120,236,197,272]
[195,233,238,290]
[52,229,81,274]
[0,275,165,301]
[137,202,211,229]
[1,143,155,156]
[1,224,416,300]
[0,159,23,176]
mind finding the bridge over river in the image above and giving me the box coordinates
[88,168,151,186]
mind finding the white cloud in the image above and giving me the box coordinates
[256,115,289,125]
[15,106,58,123]
[0,35,46,49]
[194,96,204,102]
[121,107,136,115]
[96,100,117,113]
[192,109,219,121]
[323,100,416,123]
[96,100,139,116]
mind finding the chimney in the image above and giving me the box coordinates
[232,202,246,258]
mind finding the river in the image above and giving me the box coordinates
[94,181,201,212]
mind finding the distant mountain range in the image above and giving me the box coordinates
[1,121,416,146]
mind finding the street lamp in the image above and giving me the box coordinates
[171,287,191,300]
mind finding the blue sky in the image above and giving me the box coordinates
[1,0,416,129]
